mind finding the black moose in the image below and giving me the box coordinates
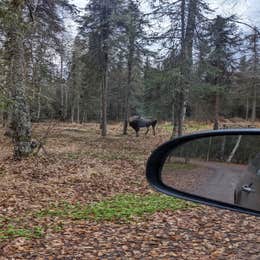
[129,116,157,137]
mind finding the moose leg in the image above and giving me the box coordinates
[152,126,156,136]
[145,127,150,135]
[135,128,140,137]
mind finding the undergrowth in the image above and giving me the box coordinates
[36,194,195,222]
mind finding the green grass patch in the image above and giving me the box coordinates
[0,217,6,228]
[52,222,64,232]
[0,225,44,241]
[37,194,194,222]
[161,123,173,132]
[0,216,44,241]
[161,122,210,134]
[186,123,210,133]
[0,194,195,241]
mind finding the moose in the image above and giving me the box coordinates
[129,115,157,137]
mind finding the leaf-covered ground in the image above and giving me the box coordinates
[0,122,259,259]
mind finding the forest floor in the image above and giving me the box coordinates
[0,121,259,259]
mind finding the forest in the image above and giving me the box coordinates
[0,1,260,258]
[0,0,260,158]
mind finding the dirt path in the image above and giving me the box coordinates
[163,160,248,204]
[192,161,247,204]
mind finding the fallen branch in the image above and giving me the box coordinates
[33,120,58,156]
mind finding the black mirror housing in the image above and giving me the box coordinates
[146,129,260,217]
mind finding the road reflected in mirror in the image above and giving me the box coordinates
[161,135,260,212]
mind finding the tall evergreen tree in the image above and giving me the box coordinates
[206,15,240,129]
[121,0,148,134]
[247,27,260,122]
[79,0,122,136]
[151,0,211,136]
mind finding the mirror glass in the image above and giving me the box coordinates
[161,135,260,212]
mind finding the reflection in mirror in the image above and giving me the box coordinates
[161,135,260,212]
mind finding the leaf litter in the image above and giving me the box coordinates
[0,122,259,259]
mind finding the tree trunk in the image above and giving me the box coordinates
[76,93,80,124]
[101,67,108,136]
[60,55,64,120]
[213,92,220,130]
[3,46,13,129]
[9,6,32,159]
[220,136,226,160]
[183,100,187,122]
[2,110,8,127]
[246,94,249,121]
[206,137,212,161]
[184,0,197,67]
[99,0,110,137]
[177,0,198,137]
[36,86,41,121]
[251,84,257,122]
[123,43,134,135]
[176,0,186,138]
[64,84,68,120]
[251,28,258,123]
[82,111,87,124]
[71,104,75,123]
[177,92,185,136]
[181,0,186,50]
[171,102,176,139]
[227,136,242,163]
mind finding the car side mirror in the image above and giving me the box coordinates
[146,129,260,216]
